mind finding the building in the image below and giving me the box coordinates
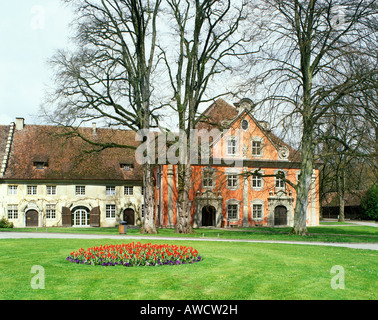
[154,98,320,228]
[0,98,320,229]
[0,119,143,228]
[322,191,365,220]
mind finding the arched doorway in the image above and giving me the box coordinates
[26,210,39,227]
[123,208,135,225]
[72,207,90,227]
[202,205,216,227]
[274,206,287,226]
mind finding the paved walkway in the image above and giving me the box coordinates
[322,220,378,228]
[1,231,377,251]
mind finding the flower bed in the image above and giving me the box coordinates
[66,242,202,267]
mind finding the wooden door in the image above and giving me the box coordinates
[274,206,287,226]
[123,208,135,225]
[26,210,39,227]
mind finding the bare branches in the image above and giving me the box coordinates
[44,0,163,132]
[243,0,378,234]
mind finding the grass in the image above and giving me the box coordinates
[1,222,377,243]
[0,238,376,300]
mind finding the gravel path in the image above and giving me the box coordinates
[1,231,377,251]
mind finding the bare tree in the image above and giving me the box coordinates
[245,0,378,234]
[160,0,252,233]
[43,0,162,233]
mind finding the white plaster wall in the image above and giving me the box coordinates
[0,182,143,228]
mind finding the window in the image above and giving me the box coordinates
[252,175,263,189]
[202,171,214,188]
[227,138,237,155]
[124,186,134,195]
[8,185,18,195]
[252,141,262,156]
[120,163,134,171]
[275,174,286,188]
[73,208,89,226]
[7,205,18,220]
[34,161,48,169]
[227,204,238,220]
[75,186,85,195]
[46,186,56,195]
[46,204,56,219]
[27,185,37,195]
[275,177,285,188]
[227,175,238,189]
[251,200,265,221]
[106,186,116,196]
[241,119,249,131]
[252,204,263,219]
[106,204,116,219]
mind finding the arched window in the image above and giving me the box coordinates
[72,206,90,227]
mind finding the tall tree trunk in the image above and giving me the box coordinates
[175,163,193,234]
[292,126,314,235]
[338,168,346,222]
[141,162,157,234]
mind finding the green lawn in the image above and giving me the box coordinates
[0,238,376,300]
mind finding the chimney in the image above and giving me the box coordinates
[92,122,97,136]
[15,118,24,130]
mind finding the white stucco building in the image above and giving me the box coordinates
[0,119,144,228]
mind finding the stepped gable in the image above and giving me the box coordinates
[2,124,142,182]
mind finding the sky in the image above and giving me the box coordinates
[0,1,74,125]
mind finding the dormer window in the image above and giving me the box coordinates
[120,163,134,171]
[33,161,48,169]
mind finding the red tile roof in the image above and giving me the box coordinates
[3,125,142,182]
[196,98,238,130]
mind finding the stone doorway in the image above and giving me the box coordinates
[202,205,216,227]
[123,208,135,225]
[26,210,38,227]
[274,205,287,226]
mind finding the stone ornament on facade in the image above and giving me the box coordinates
[278,146,290,160]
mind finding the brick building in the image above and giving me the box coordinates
[0,98,320,229]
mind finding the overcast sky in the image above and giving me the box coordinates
[0,0,74,125]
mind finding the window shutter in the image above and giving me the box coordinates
[61,207,71,227]
[90,206,100,227]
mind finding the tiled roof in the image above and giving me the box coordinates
[196,98,238,130]
[322,191,366,207]
[2,125,142,182]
